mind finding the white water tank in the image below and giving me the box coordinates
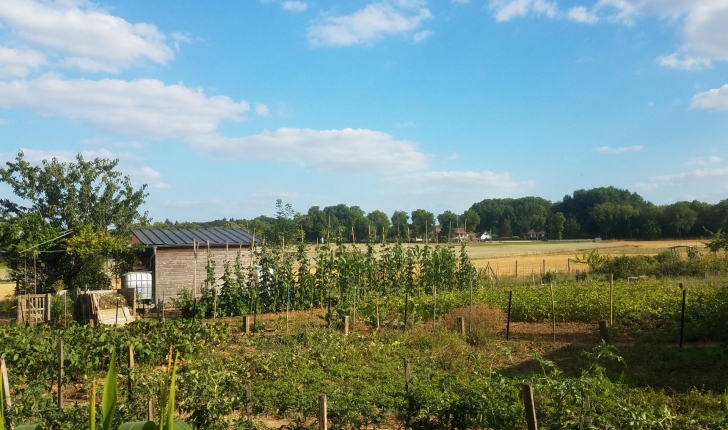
[122,271,153,301]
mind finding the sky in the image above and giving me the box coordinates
[0,0,727,222]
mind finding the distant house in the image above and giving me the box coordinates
[131,228,260,303]
[477,231,492,241]
[525,229,548,240]
[452,227,468,242]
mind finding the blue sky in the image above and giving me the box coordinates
[0,0,727,222]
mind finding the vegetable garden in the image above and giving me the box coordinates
[2,241,728,428]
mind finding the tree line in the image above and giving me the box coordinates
[150,187,728,245]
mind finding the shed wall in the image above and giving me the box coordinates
[154,246,253,303]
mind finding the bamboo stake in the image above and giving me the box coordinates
[609,274,614,327]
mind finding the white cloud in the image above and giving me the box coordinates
[595,145,643,153]
[658,53,711,71]
[647,167,728,186]
[6,148,142,163]
[446,152,459,160]
[187,127,431,174]
[413,30,434,42]
[126,166,172,189]
[398,170,536,197]
[308,2,433,46]
[489,0,558,22]
[0,0,175,72]
[0,74,250,139]
[0,46,45,77]
[691,84,728,111]
[567,6,598,23]
[255,103,270,116]
[82,136,144,150]
[686,155,721,166]
[282,1,308,11]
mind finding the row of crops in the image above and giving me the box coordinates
[1,319,727,429]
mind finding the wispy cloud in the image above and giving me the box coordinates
[658,54,711,71]
[413,30,433,42]
[308,2,432,46]
[595,145,643,154]
[282,1,307,12]
[187,127,431,175]
[686,155,721,166]
[489,0,557,22]
[255,103,270,116]
[637,167,728,190]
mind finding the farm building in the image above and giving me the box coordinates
[477,231,492,241]
[525,229,548,240]
[130,228,260,304]
[451,228,468,242]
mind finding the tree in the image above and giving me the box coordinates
[664,202,698,238]
[529,214,546,232]
[546,212,566,240]
[390,210,410,241]
[274,199,298,246]
[563,217,581,239]
[461,210,480,233]
[366,210,391,241]
[591,202,618,239]
[411,209,435,240]
[437,211,460,236]
[0,151,148,292]
[499,219,512,238]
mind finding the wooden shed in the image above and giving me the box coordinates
[131,228,259,304]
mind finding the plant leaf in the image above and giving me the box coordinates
[165,353,179,430]
[117,422,158,430]
[90,379,96,430]
[172,421,193,430]
[102,349,117,430]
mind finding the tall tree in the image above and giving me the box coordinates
[390,210,410,241]
[437,211,460,236]
[461,210,480,232]
[0,151,148,292]
[664,202,698,238]
[546,212,566,240]
[499,219,512,238]
[366,210,391,241]
[411,209,435,240]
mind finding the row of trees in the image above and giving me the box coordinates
[154,188,727,245]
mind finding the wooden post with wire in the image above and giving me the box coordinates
[127,345,134,401]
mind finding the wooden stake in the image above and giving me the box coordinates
[506,290,513,341]
[1,358,11,429]
[243,315,250,334]
[522,382,538,430]
[342,316,349,336]
[318,393,327,430]
[245,381,253,415]
[550,282,555,343]
[515,260,518,278]
[609,274,614,327]
[567,259,571,274]
[543,259,546,275]
[456,316,465,335]
[404,358,412,429]
[680,284,686,348]
[127,345,134,401]
[147,398,155,422]
[599,320,609,344]
[57,338,63,410]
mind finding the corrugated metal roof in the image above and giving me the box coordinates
[131,228,260,247]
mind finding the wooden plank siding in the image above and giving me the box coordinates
[154,247,253,304]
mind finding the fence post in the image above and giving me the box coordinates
[45,293,52,322]
[16,296,22,325]
[1,358,12,429]
[567,259,571,274]
[599,320,610,344]
[542,259,546,276]
[318,393,327,430]
[515,260,518,278]
[242,315,251,334]
[404,292,408,331]
[679,284,686,348]
[245,381,253,415]
[506,290,513,341]
[522,382,538,430]
[456,317,465,335]
[57,338,64,410]
[342,316,349,336]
